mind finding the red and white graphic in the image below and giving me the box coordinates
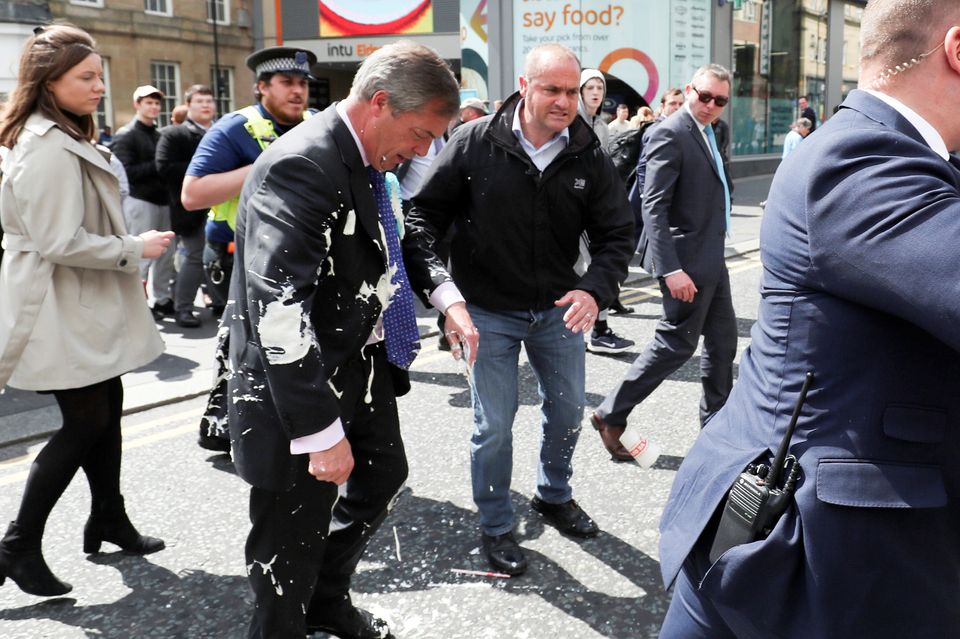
[320,1,434,37]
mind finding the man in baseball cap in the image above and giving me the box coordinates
[459,97,488,123]
[112,83,171,317]
[132,84,164,102]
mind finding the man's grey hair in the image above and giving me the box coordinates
[690,63,732,87]
[523,44,581,81]
[860,0,960,75]
[350,40,459,117]
[796,117,812,130]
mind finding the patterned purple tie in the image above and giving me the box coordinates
[367,166,421,369]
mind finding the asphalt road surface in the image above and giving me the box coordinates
[0,254,763,639]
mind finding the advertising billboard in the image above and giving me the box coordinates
[320,1,434,37]
[513,0,711,105]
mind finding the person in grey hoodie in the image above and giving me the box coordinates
[577,69,635,354]
[578,68,610,151]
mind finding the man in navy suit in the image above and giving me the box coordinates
[226,42,459,639]
[658,1,960,636]
[590,64,737,460]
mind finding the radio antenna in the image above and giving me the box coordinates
[766,372,814,488]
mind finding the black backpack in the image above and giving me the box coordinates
[608,121,653,189]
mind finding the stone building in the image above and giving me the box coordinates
[45,0,255,128]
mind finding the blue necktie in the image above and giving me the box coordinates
[367,166,421,369]
[705,124,731,233]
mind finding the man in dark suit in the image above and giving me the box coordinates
[798,95,818,132]
[658,2,960,636]
[591,64,737,460]
[225,42,459,639]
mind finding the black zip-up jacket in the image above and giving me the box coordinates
[112,118,167,205]
[155,118,208,234]
[403,90,634,312]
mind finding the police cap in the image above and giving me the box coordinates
[245,46,317,79]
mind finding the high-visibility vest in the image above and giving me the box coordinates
[209,105,312,230]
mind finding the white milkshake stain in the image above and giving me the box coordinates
[322,224,333,255]
[258,285,314,365]
[248,555,283,596]
[343,209,357,235]
[364,363,375,404]
[356,265,399,311]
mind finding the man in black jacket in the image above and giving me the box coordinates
[403,43,635,576]
[155,85,216,328]
[113,85,172,317]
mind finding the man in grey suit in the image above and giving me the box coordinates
[590,63,737,458]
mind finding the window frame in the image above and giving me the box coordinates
[209,66,234,117]
[206,0,231,26]
[144,0,173,17]
[95,57,113,131]
[149,61,181,127]
[70,0,105,7]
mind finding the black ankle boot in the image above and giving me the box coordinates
[83,497,164,555]
[0,521,72,596]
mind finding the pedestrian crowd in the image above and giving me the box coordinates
[3,1,959,636]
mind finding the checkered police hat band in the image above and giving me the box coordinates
[256,52,310,76]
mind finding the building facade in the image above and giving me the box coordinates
[0,1,53,99]
[9,0,257,129]
[731,0,865,169]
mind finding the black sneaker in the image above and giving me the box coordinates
[587,328,635,354]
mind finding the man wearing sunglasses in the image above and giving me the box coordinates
[590,63,737,454]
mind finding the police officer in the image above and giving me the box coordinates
[182,46,317,453]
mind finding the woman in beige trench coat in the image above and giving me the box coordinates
[0,24,174,597]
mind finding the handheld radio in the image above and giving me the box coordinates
[708,372,814,563]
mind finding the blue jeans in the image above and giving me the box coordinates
[467,304,586,536]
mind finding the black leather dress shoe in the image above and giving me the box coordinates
[609,300,634,315]
[175,309,201,328]
[152,299,175,315]
[531,497,600,538]
[481,532,527,576]
[306,600,392,638]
